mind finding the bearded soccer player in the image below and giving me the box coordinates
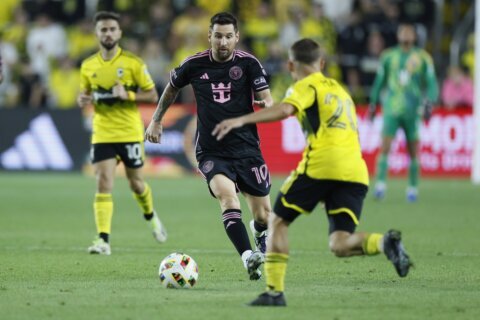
[78,11,167,255]
[145,12,272,280]
[213,38,412,306]
[368,23,439,202]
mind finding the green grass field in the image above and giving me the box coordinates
[0,173,479,319]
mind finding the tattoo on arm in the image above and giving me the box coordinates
[152,84,180,122]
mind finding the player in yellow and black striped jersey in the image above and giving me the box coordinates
[213,38,413,306]
[77,11,167,255]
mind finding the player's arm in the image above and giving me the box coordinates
[253,88,274,108]
[144,83,180,143]
[368,52,388,120]
[77,64,92,108]
[422,53,439,121]
[212,103,296,141]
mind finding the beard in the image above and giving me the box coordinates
[100,39,118,50]
[216,48,232,61]
[399,40,414,48]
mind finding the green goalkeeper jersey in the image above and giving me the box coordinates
[369,46,438,116]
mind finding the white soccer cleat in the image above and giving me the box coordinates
[151,211,167,243]
[249,220,267,254]
[88,237,111,255]
[246,250,264,281]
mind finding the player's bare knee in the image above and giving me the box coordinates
[217,194,240,210]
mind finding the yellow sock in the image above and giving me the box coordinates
[94,193,113,234]
[265,253,289,293]
[362,233,383,255]
[133,183,154,214]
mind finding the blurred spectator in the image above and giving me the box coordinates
[26,13,68,82]
[48,56,80,109]
[263,41,284,78]
[461,33,474,78]
[1,7,28,55]
[169,5,209,54]
[17,57,48,108]
[337,6,367,69]
[22,0,64,22]
[441,65,473,109]
[345,67,367,104]
[196,0,232,15]
[67,18,97,64]
[243,2,279,60]
[398,0,435,30]
[0,0,21,29]
[360,28,385,85]
[279,4,304,50]
[148,1,173,41]
[0,39,19,107]
[141,39,170,93]
[300,1,336,55]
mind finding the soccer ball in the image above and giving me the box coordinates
[158,252,199,289]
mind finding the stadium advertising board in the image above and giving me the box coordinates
[0,109,90,171]
[257,107,473,177]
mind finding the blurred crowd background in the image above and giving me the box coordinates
[0,0,475,110]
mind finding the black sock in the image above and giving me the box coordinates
[222,209,252,255]
[99,232,109,243]
[144,212,153,221]
[253,220,267,233]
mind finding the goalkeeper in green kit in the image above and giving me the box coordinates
[368,23,438,202]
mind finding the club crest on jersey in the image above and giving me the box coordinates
[117,68,124,78]
[202,160,214,173]
[229,66,243,80]
[211,82,231,103]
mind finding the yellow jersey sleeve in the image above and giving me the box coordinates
[79,62,91,93]
[282,81,316,112]
[133,62,155,91]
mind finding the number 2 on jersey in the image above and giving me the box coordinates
[324,93,356,131]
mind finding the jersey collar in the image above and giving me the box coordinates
[98,47,123,64]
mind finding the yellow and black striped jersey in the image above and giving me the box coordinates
[80,48,155,143]
[282,72,368,185]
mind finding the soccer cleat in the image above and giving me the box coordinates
[406,187,418,203]
[151,211,167,243]
[88,237,111,255]
[383,229,412,277]
[374,182,386,200]
[248,292,286,307]
[249,220,267,254]
[246,251,264,281]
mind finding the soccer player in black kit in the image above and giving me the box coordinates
[145,12,273,280]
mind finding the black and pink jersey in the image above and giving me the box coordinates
[170,49,269,160]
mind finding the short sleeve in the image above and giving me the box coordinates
[79,63,91,92]
[135,62,155,91]
[247,58,269,92]
[169,60,191,89]
[282,81,315,112]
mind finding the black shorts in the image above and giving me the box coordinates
[91,142,144,168]
[273,173,368,234]
[198,155,271,197]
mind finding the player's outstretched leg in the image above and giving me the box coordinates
[383,229,412,277]
[249,220,267,254]
[248,291,286,307]
[245,250,264,280]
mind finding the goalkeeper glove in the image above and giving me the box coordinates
[367,103,377,121]
[423,100,433,121]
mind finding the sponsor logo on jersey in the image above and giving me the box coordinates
[229,66,243,80]
[211,82,231,103]
[117,68,124,78]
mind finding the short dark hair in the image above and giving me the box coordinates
[290,38,322,64]
[210,12,238,32]
[94,11,121,25]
